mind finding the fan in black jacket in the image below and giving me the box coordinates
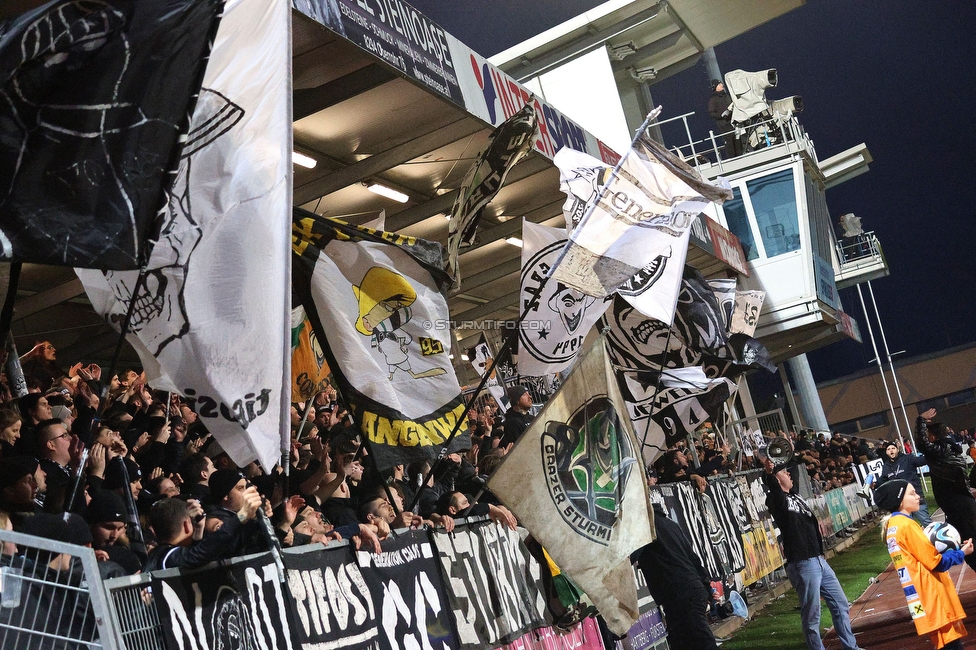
[914,408,976,572]
[761,457,862,650]
[634,503,717,650]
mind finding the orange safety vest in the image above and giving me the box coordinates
[885,513,966,636]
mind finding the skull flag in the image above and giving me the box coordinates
[518,220,610,377]
[77,0,292,471]
[0,0,223,269]
[292,210,471,471]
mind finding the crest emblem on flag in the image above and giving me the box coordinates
[542,397,636,546]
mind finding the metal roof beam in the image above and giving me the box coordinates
[13,278,85,322]
[501,2,665,82]
[294,118,485,206]
[293,63,396,120]
[385,155,554,233]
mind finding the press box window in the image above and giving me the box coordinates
[722,188,759,261]
[747,169,800,258]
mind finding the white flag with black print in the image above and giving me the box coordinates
[555,146,692,325]
[517,220,610,377]
[466,333,510,411]
[550,134,731,299]
[731,289,766,337]
[77,0,292,471]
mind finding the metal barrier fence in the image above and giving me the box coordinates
[101,573,163,650]
[0,527,119,650]
[723,408,789,468]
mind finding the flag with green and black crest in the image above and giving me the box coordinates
[292,208,470,470]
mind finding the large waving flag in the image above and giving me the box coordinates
[551,135,731,299]
[518,220,610,377]
[489,341,655,635]
[554,146,692,324]
[292,211,470,471]
[601,268,773,463]
[0,0,223,269]
[77,0,292,471]
[446,103,537,292]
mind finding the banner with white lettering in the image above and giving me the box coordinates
[283,546,381,650]
[432,519,549,649]
[294,0,463,104]
[153,553,294,650]
[356,529,459,650]
[649,481,736,580]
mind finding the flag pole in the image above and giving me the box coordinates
[409,108,666,511]
[546,107,662,283]
[0,262,21,354]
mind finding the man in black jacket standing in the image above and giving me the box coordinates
[914,408,976,572]
[500,385,533,448]
[877,440,931,525]
[761,456,862,650]
[143,493,261,573]
[707,80,741,158]
[634,503,718,649]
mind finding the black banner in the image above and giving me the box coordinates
[295,0,463,104]
[283,545,382,650]
[153,553,294,650]
[432,519,549,649]
[356,529,459,650]
[0,0,222,269]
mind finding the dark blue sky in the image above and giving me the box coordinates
[411,0,976,385]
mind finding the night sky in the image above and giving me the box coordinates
[410,0,976,386]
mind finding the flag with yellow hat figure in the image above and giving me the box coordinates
[292,207,470,470]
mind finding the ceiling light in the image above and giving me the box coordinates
[496,214,516,222]
[448,354,454,360]
[293,152,317,169]
[460,354,469,361]
[366,182,409,203]
[505,237,523,247]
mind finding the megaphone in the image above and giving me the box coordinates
[729,590,749,620]
[765,437,794,466]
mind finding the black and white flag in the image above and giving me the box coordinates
[731,289,766,337]
[77,0,292,471]
[466,334,509,411]
[554,147,688,324]
[292,212,470,471]
[518,220,610,377]
[550,134,731,299]
[447,102,537,291]
[0,0,222,269]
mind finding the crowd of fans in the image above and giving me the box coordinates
[0,340,520,592]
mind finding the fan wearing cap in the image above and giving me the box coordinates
[877,440,931,525]
[760,456,862,650]
[205,470,268,555]
[878,479,972,650]
[500,386,533,448]
[0,456,44,526]
[86,492,142,575]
